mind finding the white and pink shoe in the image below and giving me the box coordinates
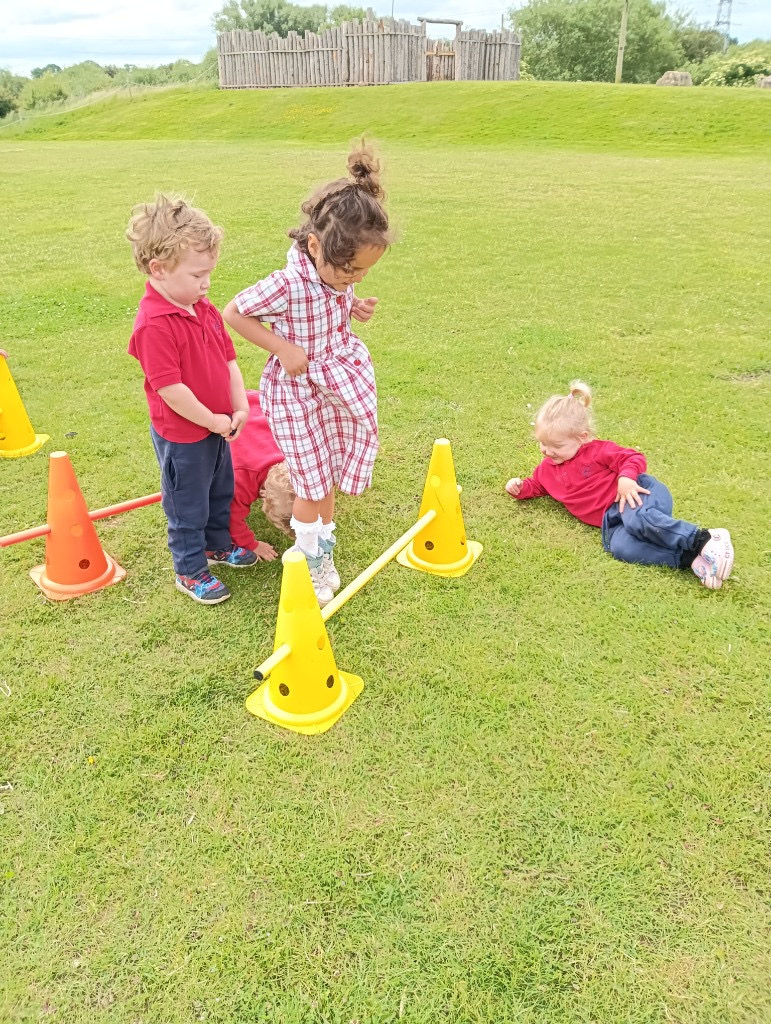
[692,529,734,589]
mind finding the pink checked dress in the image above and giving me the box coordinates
[234,246,378,502]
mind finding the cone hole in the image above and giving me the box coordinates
[326,675,334,688]
[279,684,289,696]
[79,559,90,570]
[317,635,326,650]
[424,541,434,551]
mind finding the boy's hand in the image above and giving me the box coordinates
[277,342,308,377]
[211,413,233,437]
[351,297,378,323]
[505,478,523,497]
[617,475,650,513]
[0,349,8,358]
[226,409,248,441]
[253,541,278,561]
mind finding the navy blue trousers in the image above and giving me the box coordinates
[150,426,234,576]
[601,474,699,569]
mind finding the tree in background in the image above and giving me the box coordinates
[675,22,727,65]
[31,63,62,79]
[213,0,367,36]
[508,0,724,83]
[0,69,26,117]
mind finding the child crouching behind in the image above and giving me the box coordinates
[228,390,295,553]
[505,382,734,589]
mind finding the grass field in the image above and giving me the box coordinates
[1,82,770,1024]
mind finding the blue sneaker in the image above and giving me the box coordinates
[205,544,258,568]
[175,569,231,604]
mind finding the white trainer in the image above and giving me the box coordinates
[306,551,334,605]
[319,537,341,592]
[287,545,333,605]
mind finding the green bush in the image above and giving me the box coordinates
[0,68,26,117]
[688,40,771,86]
[58,60,113,98]
[20,73,69,109]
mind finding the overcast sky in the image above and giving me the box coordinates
[2,0,769,76]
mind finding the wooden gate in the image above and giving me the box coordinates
[426,39,455,81]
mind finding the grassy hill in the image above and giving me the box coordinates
[6,79,771,154]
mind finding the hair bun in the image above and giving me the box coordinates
[347,140,384,199]
[568,380,592,408]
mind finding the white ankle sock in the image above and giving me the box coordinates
[290,515,322,558]
[319,520,336,544]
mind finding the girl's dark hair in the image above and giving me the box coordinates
[289,139,392,269]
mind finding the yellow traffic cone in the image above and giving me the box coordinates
[397,438,482,578]
[246,550,363,735]
[0,358,49,458]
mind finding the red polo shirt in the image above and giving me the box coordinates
[128,282,237,442]
[515,439,647,527]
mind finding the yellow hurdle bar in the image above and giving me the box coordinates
[253,509,436,681]
[321,509,436,621]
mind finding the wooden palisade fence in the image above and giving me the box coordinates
[218,16,520,89]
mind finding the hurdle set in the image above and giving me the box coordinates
[2,359,483,735]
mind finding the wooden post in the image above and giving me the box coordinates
[615,0,629,84]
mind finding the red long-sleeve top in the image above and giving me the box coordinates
[515,439,647,527]
[228,390,285,549]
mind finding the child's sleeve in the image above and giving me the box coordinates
[595,441,647,480]
[128,324,183,391]
[229,469,261,550]
[515,463,549,500]
[234,272,289,322]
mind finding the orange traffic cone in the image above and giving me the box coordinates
[0,357,48,458]
[397,438,482,578]
[246,550,363,735]
[29,452,126,600]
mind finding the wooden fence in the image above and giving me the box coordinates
[218,18,520,89]
[457,30,520,81]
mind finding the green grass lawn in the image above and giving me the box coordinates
[1,83,770,1023]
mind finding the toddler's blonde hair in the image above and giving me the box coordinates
[126,193,223,273]
[534,380,595,440]
[261,462,295,536]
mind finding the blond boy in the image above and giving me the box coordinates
[126,194,267,604]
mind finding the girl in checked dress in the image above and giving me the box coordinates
[224,141,392,604]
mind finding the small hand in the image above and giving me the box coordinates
[226,408,248,442]
[505,477,523,497]
[253,541,278,561]
[0,349,8,359]
[617,475,650,514]
[211,413,233,437]
[278,342,309,377]
[351,296,378,323]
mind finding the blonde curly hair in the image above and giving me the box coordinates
[126,193,223,273]
[534,381,595,440]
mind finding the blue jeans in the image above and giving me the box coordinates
[150,426,234,576]
[601,474,700,569]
